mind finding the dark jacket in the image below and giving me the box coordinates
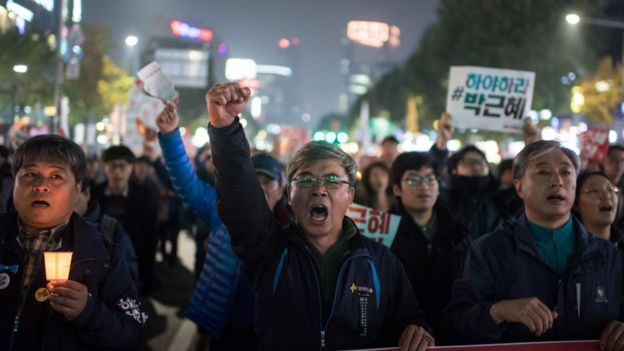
[443,214,624,344]
[209,119,428,351]
[389,201,469,342]
[441,174,501,240]
[158,129,253,337]
[0,212,145,351]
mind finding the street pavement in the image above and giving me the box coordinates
[140,230,201,351]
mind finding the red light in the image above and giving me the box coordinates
[291,37,300,45]
[278,38,290,49]
[199,29,213,42]
[170,20,181,36]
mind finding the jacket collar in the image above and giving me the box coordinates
[510,213,604,272]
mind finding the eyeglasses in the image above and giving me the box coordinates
[291,174,351,189]
[580,187,620,199]
[402,174,438,187]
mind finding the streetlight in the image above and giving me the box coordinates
[124,35,139,75]
[566,12,624,140]
[12,64,28,73]
[125,35,138,47]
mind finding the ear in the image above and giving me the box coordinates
[286,184,292,205]
[392,184,402,197]
[513,179,524,200]
[348,185,355,205]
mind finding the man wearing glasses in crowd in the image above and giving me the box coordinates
[206,82,432,351]
[444,140,624,351]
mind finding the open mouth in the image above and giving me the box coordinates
[32,200,50,208]
[309,205,328,223]
[546,194,565,202]
[599,205,614,212]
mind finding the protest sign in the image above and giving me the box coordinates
[579,128,610,162]
[347,340,599,351]
[347,204,400,247]
[446,66,535,133]
[136,61,178,103]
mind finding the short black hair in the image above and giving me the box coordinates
[449,145,487,172]
[498,158,514,177]
[102,145,136,164]
[390,152,438,188]
[12,135,86,184]
[381,135,399,146]
[136,155,153,166]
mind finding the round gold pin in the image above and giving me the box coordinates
[35,287,50,302]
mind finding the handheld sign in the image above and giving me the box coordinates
[579,128,610,163]
[446,66,535,133]
[347,204,400,247]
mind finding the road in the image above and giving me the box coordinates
[141,230,202,351]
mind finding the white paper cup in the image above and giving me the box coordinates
[43,252,73,281]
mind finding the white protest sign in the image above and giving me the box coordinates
[137,61,178,103]
[347,204,401,248]
[446,66,535,133]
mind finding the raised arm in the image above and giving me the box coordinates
[206,83,276,276]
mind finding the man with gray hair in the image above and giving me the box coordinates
[444,140,624,350]
[206,82,432,351]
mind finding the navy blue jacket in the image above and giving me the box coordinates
[443,214,624,344]
[209,119,428,350]
[0,212,145,351]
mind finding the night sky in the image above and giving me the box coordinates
[83,0,440,124]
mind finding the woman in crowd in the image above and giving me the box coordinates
[574,171,623,251]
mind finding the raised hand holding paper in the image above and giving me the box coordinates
[136,61,178,103]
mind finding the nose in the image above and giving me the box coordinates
[33,177,50,192]
[550,172,563,188]
[310,182,329,196]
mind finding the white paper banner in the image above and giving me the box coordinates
[446,66,535,133]
[347,204,401,248]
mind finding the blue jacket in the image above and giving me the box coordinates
[158,130,253,335]
[443,213,624,344]
[209,119,428,351]
[0,212,145,351]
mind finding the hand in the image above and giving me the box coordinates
[206,83,252,128]
[600,321,624,351]
[156,103,179,135]
[436,112,453,149]
[522,117,540,145]
[489,297,558,336]
[399,324,434,351]
[48,280,89,321]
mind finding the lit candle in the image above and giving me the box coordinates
[43,252,73,281]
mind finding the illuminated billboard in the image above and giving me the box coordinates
[346,21,400,48]
[170,20,213,42]
[154,48,210,88]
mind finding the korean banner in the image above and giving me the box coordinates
[579,128,610,163]
[347,340,599,351]
[446,66,535,133]
[347,204,401,247]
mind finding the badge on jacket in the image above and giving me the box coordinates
[0,273,9,289]
[35,287,50,302]
[595,286,609,303]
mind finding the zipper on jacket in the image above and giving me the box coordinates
[303,252,325,350]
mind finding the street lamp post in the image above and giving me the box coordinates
[566,13,624,140]
[125,35,139,75]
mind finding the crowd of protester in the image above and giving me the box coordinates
[0,81,623,350]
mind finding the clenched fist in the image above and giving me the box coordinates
[206,83,252,128]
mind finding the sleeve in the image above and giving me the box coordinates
[208,119,276,278]
[158,129,218,226]
[429,143,450,171]
[442,240,508,344]
[72,243,145,349]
